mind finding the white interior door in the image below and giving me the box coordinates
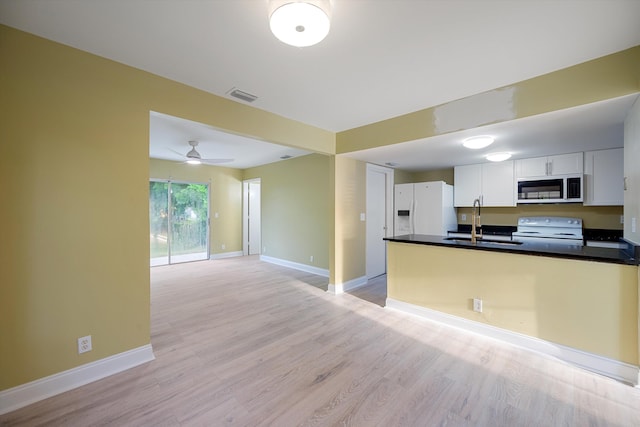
[243,179,261,256]
[366,164,393,279]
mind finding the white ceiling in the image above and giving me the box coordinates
[2,0,639,170]
[149,112,313,169]
[346,94,637,171]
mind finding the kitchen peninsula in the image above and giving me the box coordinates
[384,234,640,385]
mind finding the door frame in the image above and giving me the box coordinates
[365,164,394,279]
[242,178,262,256]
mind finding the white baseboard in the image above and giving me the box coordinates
[260,255,329,277]
[209,251,243,260]
[327,275,368,295]
[0,344,155,415]
[385,298,639,386]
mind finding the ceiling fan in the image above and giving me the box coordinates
[176,140,234,165]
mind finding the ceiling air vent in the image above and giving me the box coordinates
[280,155,293,159]
[227,88,258,103]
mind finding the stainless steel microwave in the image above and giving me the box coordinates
[517,174,583,203]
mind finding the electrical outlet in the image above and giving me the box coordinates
[310,255,314,263]
[632,217,637,233]
[78,335,92,354]
[620,215,624,224]
[461,214,467,221]
[473,298,483,313]
[221,243,225,250]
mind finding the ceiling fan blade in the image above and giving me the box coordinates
[201,158,234,164]
[168,148,185,156]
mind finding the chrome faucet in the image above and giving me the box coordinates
[471,197,482,243]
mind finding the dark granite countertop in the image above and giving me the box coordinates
[451,224,516,237]
[583,228,624,242]
[384,234,639,266]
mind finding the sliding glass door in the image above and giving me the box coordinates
[150,181,170,266]
[150,180,209,266]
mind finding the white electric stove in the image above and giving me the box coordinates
[512,216,584,246]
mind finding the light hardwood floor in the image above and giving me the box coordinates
[2,256,639,426]
[347,274,387,307]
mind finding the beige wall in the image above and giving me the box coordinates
[387,242,638,364]
[149,159,244,254]
[624,97,640,244]
[0,25,333,391]
[244,154,331,269]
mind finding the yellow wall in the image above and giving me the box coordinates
[337,46,640,153]
[410,168,455,185]
[332,156,367,285]
[0,25,333,391]
[387,242,638,364]
[457,205,624,230]
[1,21,638,395]
[393,168,416,185]
[244,154,331,269]
[149,159,244,255]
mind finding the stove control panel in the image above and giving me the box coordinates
[518,217,582,228]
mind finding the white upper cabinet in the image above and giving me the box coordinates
[454,161,515,207]
[454,164,481,207]
[549,153,584,175]
[515,152,583,177]
[482,161,516,206]
[515,156,547,177]
[583,148,624,206]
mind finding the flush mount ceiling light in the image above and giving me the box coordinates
[486,152,512,162]
[269,1,331,47]
[462,135,495,149]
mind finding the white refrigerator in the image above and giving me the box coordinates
[394,181,457,236]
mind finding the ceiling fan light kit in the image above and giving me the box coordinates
[186,140,203,162]
[182,140,233,165]
[269,0,331,47]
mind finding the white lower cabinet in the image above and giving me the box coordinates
[454,161,515,207]
[583,148,624,206]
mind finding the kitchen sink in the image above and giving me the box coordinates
[444,237,523,246]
